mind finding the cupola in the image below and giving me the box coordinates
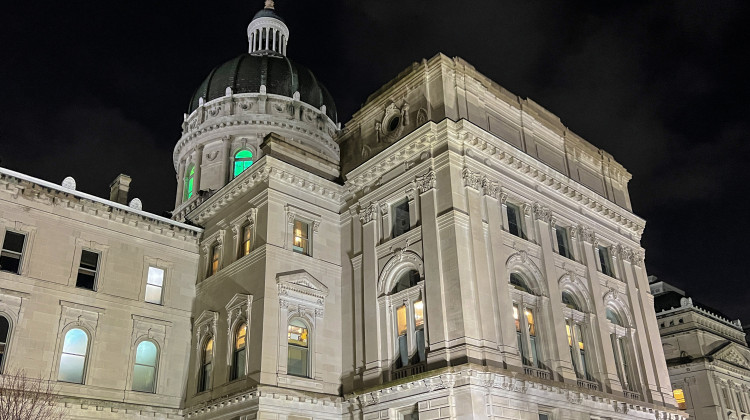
[247,0,289,56]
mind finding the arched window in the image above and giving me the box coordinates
[387,269,426,372]
[606,306,637,392]
[231,323,247,380]
[0,316,9,373]
[58,328,89,384]
[132,340,158,393]
[561,291,592,381]
[287,320,309,377]
[198,337,213,392]
[391,270,419,294]
[233,150,254,178]
[184,165,195,201]
[509,272,543,369]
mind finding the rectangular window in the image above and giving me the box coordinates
[209,245,220,276]
[292,220,310,255]
[76,250,100,290]
[392,199,410,238]
[145,267,164,305]
[241,224,253,257]
[506,203,527,240]
[673,389,686,409]
[413,300,424,329]
[526,308,540,368]
[597,245,614,277]
[0,231,25,275]
[555,226,571,259]
[397,305,408,336]
[539,414,550,420]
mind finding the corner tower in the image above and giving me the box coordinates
[172,0,340,220]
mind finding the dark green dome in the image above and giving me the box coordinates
[188,53,337,123]
[252,8,284,23]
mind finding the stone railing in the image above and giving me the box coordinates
[523,366,551,381]
[576,378,599,391]
[391,363,426,381]
[624,390,641,400]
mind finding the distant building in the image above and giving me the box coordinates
[0,1,685,419]
[652,277,750,420]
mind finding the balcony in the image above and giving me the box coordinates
[523,366,551,381]
[391,363,426,381]
[623,390,641,400]
[576,378,599,391]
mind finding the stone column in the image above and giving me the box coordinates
[223,137,233,185]
[579,227,623,393]
[192,145,204,198]
[534,205,576,383]
[175,158,186,207]
[487,193,523,369]
[360,203,380,386]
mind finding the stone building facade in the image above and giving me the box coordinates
[0,2,684,419]
[652,278,750,420]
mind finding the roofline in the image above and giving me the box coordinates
[0,167,203,234]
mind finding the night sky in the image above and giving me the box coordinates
[2,2,749,322]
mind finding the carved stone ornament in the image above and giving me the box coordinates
[719,348,750,369]
[359,203,378,224]
[462,168,482,191]
[481,176,500,199]
[577,225,595,243]
[533,203,552,223]
[415,169,436,193]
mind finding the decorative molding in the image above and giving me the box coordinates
[377,250,425,296]
[359,203,378,224]
[533,202,551,223]
[415,169,436,194]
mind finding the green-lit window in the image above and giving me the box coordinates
[184,165,195,201]
[132,340,158,393]
[233,150,254,178]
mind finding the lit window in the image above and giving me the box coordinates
[232,323,247,380]
[287,320,309,377]
[58,328,89,384]
[198,337,213,392]
[233,150,254,178]
[0,231,25,275]
[396,306,408,336]
[392,199,410,238]
[76,250,100,291]
[0,316,9,373]
[673,389,686,409]
[132,340,158,393]
[597,245,614,277]
[145,267,164,305]
[555,225,571,259]
[184,165,195,201]
[209,245,220,276]
[292,220,310,256]
[414,301,424,329]
[506,202,527,240]
[241,224,253,257]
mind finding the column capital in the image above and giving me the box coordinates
[416,169,436,194]
[359,203,378,224]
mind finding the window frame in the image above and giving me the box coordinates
[285,206,320,258]
[232,149,255,179]
[286,318,311,378]
[76,249,101,291]
[553,224,572,260]
[379,270,427,373]
[292,219,311,256]
[0,230,26,275]
[504,201,528,240]
[144,266,166,305]
[197,335,214,393]
[0,314,11,374]
[131,339,160,393]
[390,198,412,239]
[230,321,248,381]
[57,327,91,385]
[509,274,545,369]
[596,245,616,278]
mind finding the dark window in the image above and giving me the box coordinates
[198,337,213,392]
[76,250,100,290]
[506,203,526,239]
[555,226,571,259]
[392,200,410,238]
[510,273,531,294]
[597,246,614,277]
[0,316,9,373]
[391,270,420,294]
[0,231,25,274]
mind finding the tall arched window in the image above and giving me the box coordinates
[58,328,89,384]
[132,340,159,393]
[231,323,247,380]
[0,316,10,373]
[233,150,254,178]
[387,269,426,373]
[184,165,195,201]
[509,272,544,369]
[606,308,637,392]
[562,291,592,381]
[287,319,309,377]
[198,336,213,392]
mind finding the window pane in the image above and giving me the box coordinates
[76,272,96,290]
[566,323,573,347]
[2,232,25,253]
[288,321,308,347]
[135,341,158,366]
[203,338,214,364]
[525,309,535,336]
[392,270,419,294]
[145,284,163,304]
[62,329,88,355]
[147,267,164,287]
[235,323,247,350]
[58,354,86,383]
[555,227,570,258]
[293,220,309,255]
[396,306,407,336]
[562,292,579,311]
[598,246,613,276]
[242,225,253,256]
[0,316,8,343]
[513,304,520,332]
[414,300,424,328]
[574,324,584,350]
[233,348,246,380]
[287,346,308,377]
[392,200,410,237]
[606,308,621,326]
[80,250,99,270]
[132,365,156,393]
[0,255,20,274]
[674,389,686,409]
[416,328,426,362]
[507,204,520,237]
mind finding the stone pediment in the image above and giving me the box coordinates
[714,343,750,370]
[277,270,329,302]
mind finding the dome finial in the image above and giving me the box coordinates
[265,0,274,9]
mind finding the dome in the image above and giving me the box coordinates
[252,8,284,23]
[188,53,337,123]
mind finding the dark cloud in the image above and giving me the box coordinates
[2,0,750,321]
